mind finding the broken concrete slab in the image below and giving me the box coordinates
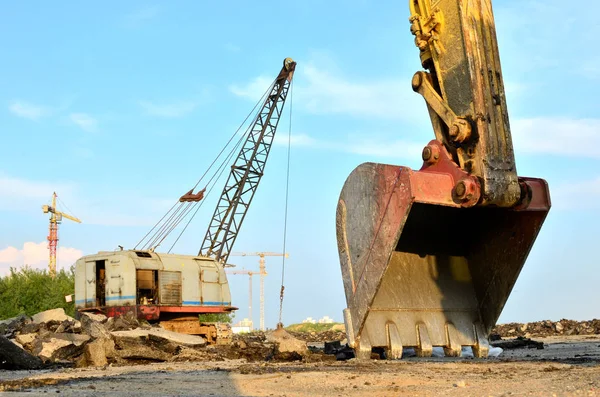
[0,335,44,370]
[80,314,111,340]
[0,314,31,337]
[266,327,308,355]
[80,312,107,324]
[84,339,108,367]
[115,344,172,362]
[31,308,80,329]
[111,328,206,348]
[32,333,91,362]
[15,333,36,346]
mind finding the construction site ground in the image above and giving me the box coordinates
[2,334,599,396]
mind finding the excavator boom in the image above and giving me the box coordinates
[336,0,551,359]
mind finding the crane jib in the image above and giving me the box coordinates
[200,58,296,265]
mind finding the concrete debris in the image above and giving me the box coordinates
[80,313,112,340]
[80,312,107,324]
[0,314,31,336]
[106,312,140,331]
[31,308,77,326]
[266,327,308,355]
[32,333,90,362]
[492,319,600,338]
[84,339,109,367]
[111,328,207,348]
[0,335,44,370]
[15,333,36,346]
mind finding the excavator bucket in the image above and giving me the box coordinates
[336,156,551,359]
[336,0,552,359]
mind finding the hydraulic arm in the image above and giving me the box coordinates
[336,0,551,359]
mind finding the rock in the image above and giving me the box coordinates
[107,312,139,331]
[556,322,564,332]
[11,339,24,349]
[0,314,31,336]
[520,323,528,332]
[32,333,90,362]
[35,338,72,361]
[266,327,308,355]
[80,312,108,323]
[32,308,77,325]
[454,380,467,388]
[15,333,36,346]
[84,339,108,367]
[0,334,44,370]
[116,344,171,362]
[111,328,206,348]
[80,314,111,340]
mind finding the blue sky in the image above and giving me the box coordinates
[1,1,599,327]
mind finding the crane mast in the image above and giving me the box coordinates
[200,58,296,265]
[42,192,81,278]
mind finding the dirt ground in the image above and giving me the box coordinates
[1,335,599,396]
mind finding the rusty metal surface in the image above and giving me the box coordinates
[159,271,182,306]
[337,162,550,358]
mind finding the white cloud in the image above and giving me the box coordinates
[139,100,198,118]
[70,113,98,132]
[551,176,600,210]
[512,117,600,158]
[273,133,317,147]
[0,173,172,227]
[274,133,421,159]
[229,59,427,124]
[0,174,73,212]
[9,100,50,120]
[229,76,273,101]
[0,242,83,276]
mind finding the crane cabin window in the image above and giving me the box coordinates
[136,270,158,305]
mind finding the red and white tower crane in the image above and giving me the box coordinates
[42,192,81,278]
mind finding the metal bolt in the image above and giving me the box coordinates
[455,181,467,198]
[412,72,423,91]
[421,144,440,165]
[422,146,432,162]
[449,123,460,137]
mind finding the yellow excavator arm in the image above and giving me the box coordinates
[336,0,551,360]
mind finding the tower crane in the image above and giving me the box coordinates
[42,192,81,278]
[230,252,288,330]
[225,268,260,330]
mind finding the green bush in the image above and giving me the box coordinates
[198,312,234,323]
[0,266,75,320]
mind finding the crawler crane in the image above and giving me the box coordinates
[74,58,296,344]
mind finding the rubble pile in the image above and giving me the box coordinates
[0,310,314,371]
[492,319,600,338]
[287,330,346,343]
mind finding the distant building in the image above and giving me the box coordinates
[232,318,253,333]
[302,317,316,324]
[318,316,334,324]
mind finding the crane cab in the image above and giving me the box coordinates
[74,250,235,325]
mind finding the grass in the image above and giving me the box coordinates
[285,322,345,332]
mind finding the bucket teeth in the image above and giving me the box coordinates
[473,322,490,358]
[415,323,433,357]
[444,322,462,357]
[385,322,403,359]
